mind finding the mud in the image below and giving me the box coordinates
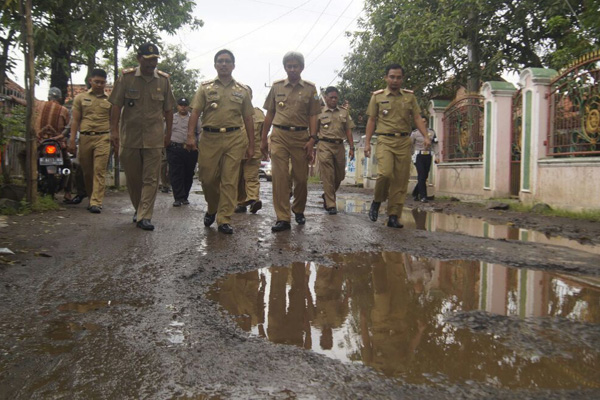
[0,181,599,399]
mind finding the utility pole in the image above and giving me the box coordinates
[21,0,36,203]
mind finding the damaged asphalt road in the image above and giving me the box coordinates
[0,182,599,399]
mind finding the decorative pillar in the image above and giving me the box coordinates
[518,68,557,203]
[428,100,450,190]
[480,82,517,198]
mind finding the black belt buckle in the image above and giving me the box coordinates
[275,124,308,131]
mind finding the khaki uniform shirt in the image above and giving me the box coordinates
[252,107,265,157]
[263,78,321,127]
[318,105,355,140]
[366,88,421,134]
[191,77,253,128]
[72,89,111,132]
[108,67,175,148]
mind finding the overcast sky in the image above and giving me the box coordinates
[10,0,365,105]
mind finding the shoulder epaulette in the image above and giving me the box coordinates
[201,78,216,85]
[340,105,348,110]
[157,70,170,78]
[303,79,315,86]
[372,89,385,95]
[235,81,250,90]
[401,88,414,94]
[273,79,285,84]
[122,67,136,74]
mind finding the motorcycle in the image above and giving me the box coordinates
[38,138,70,197]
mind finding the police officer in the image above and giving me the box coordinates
[316,86,355,215]
[68,69,111,214]
[185,49,255,235]
[235,96,265,214]
[109,43,175,231]
[166,97,199,207]
[261,51,321,232]
[364,64,430,228]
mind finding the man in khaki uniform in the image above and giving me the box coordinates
[185,49,255,235]
[109,43,175,231]
[364,63,430,228]
[68,69,111,214]
[316,86,355,215]
[235,103,265,214]
[261,51,321,232]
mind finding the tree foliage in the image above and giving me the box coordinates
[121,44,202,101]
[339,0,600,121]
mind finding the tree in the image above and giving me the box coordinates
[0,0,22,91]
[29,0,203,98]
[121,44,202,101]
[340,0,600,120]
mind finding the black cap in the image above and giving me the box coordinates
[137,43,160,59]
[177,98,189,106]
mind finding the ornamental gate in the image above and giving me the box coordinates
[443,95,484,162]
[510,89,522,197]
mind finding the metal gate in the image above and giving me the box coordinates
[510,89,522,197]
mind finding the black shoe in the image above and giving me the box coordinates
[133,212,137,223]
[182,199,190,205]
[271,221,291,232]
[218,224,233,234]
[234,205,247,213]
[65,194,87,205]
[204,213,216,227]
[136,219,155,231]
[326,207,337,215]
[387,215,403,228]
[294,212,306,225]
[173,200,182,207]
[420,198,429,203]
[89,205,101,214]
[249,200,262,214]
[413,195,419,201]
[369,201,381,222]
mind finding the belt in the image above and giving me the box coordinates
[415,150,431,155]
[80,131,109,135]
[168,142,185,148]
[274,124,308,131]
[203,126,241,133]
[318,137,343,144]
[376,132,410,137]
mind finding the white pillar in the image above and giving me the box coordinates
[518,68,557,203]
[480,82,517,198]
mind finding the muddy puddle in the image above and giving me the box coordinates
[337,198,600,255]
[207,252,600,389]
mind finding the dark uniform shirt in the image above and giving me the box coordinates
[108,67,175,148]
[318,105,355,140]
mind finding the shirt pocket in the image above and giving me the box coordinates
[99,101,111,109]
[230,95,243,104]
[207,92,220,103]
[275,93,287,109]
[151,93,165,101]
[378,101,391,116]
[125,90,140,100]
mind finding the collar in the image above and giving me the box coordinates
[384,88,402,96]
[135,67,159,79]
[214,76,236,87]
[284,78,305,87]
[87,88,107,97]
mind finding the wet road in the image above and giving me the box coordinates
[0,181,599,399]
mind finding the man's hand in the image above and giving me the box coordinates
[164,136,171,148]
[110,130,120,157]
[67,140,77,155]
[185,137,197,152]
[245,145,253,160]
[303,140,314,163]
[260,138,269,160]
[364,143,371,158]
[349,148,355,161]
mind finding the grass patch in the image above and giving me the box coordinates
[0,195,60,216]
[509,203,600,222]
[307,175,321,184]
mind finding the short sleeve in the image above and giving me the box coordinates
[366,94,378,117]
[108,76,124,107]
[263,86,276,112]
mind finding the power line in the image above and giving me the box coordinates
[305,0,355,59]
[295,0,333,51]
[188,0,313,61]
[306,8,361,68]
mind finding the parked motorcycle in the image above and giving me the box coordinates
[38,139,70,197]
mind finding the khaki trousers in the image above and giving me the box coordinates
[120,147,162,221]
[317,141,346,209]
[270,127,309,222]
[79,134,110,207]
[237,157,261,204]
[197,130,246,225]
[374,136,411,216]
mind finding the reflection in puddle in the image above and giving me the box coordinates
[207,253,600,389]
[337,198,600,254]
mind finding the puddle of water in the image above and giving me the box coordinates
[207,253,600,389]
[336,198,600,255]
